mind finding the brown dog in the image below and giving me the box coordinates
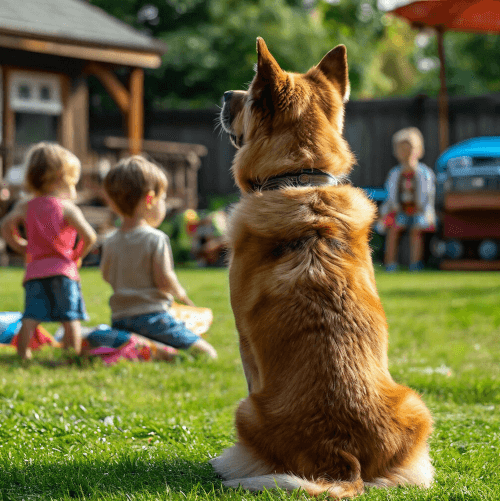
[211,37,433,498]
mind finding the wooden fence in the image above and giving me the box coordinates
[345,93,500,188]
[89,92,500,208]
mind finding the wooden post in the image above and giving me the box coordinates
[128,67,144,155]
[436,26,449,153]
[85,62,130,115]
[174,162,186,201]
[59,74,74,152]
[186,153,201,209]
[71,78,89,167]
[1,67,15,180]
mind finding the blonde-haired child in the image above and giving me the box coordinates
[101,156,217,359]
[1,142,97,359]
[378,127,436,272]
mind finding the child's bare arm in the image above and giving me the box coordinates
[100,247,111,284]
[63,201,97,260]
[152,242,195,306]
[0,200,28,255]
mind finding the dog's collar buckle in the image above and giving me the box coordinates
[251,169,344,192]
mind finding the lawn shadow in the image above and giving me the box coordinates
[0,350,102,370]
[1,456,224,499]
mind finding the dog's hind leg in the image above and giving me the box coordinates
[365,444,434,490]
[210,442,273,480]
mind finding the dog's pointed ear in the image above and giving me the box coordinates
[256,37,284,84]
[317,45,350,103]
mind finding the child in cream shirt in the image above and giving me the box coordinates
[101,156,217,359]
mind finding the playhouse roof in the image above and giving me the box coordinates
[0,0,167,68]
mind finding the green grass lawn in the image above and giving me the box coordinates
[1,266,500,500]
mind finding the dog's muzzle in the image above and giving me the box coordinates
[221,91,233,132]
[220,91,244,148]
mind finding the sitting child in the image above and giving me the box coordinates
[378,127,436,272]
[100,155,217,359]
[0,142,97,359]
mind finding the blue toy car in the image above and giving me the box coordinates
[436,136,500,206]
[433,137,500,267]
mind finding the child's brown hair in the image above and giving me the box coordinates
[103,156,168,217]
[25,142,81,194]
[392,127,425,159]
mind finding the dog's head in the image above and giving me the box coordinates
[220,37,354,192]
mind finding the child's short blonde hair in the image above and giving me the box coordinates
[392,127,425,159]
[103,156,168,217]
[25,142,81,194]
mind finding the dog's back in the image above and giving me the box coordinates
[212,38,433,498]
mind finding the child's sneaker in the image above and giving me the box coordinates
[409,261,424,272]
[385,263,398,273]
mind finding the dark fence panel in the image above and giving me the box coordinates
[346,93,500,189]
[89,93,500,208]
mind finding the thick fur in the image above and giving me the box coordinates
[212,37,433,498]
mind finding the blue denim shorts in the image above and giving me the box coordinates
[112,311,200,350]
[24,276,88,323]
[395,212,432,230]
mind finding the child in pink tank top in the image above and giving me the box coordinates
[0,143,97,360]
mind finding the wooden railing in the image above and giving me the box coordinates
[103,136,207,210]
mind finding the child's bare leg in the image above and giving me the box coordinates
[132,333,179,362]
[154,347,178,362]
[189,338,218,359]
[410,227,424,264]
[61,320,82,355]
[385,226,402,265]
[17,319,39,360]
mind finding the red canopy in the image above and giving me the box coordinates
[392,0,500,33]
[390,0,500,152]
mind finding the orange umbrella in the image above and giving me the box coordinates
[389,0,500,152]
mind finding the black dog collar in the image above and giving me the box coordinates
[250,169,344,192]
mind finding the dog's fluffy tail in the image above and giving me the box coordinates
[213,445,365,497]
[221,450,364,498]
[221,474,364,498]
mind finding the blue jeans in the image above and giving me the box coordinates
[112,311,200,350]
[394,212,432,230]
[24,276,88,322]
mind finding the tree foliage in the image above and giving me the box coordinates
[87,0,499,110]
[414,30,500,97]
